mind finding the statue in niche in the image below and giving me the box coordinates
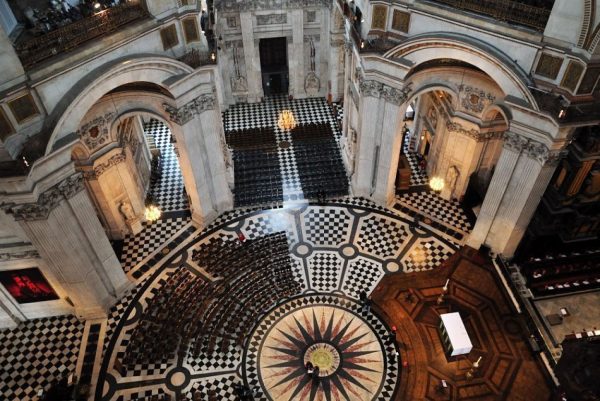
[342,128,357,174]
[445,166,460,199]
[119,201,135,221]
[304,72,320,96]
[428,106,438,130]
[231,75,248,92]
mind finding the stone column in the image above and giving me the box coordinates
[352,75,410,205]
[290,9,304,98]
[468,133,564,257]
[487,146,564,257]
[240,12,263,102]
[3,174,131,319]
[467,132,525,250]
[164,92,233,226]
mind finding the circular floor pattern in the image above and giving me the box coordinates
[244,294,398,401]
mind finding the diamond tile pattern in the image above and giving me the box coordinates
[356,215,409,259]
[302,207,352,247]
[0,315,84,401]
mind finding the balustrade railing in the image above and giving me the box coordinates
[428,0,552,31]
[15,4,149,69]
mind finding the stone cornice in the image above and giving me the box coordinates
[164,93,216,125]
[0,174,84,221]
[214,0,330,12]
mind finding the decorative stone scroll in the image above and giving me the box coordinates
[164,93,216,125]
[1,174,84,221]
[214,0,330,12]
[257,13,287,25]
[77,112,116,151]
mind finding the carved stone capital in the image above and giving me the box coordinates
[164,93,217,125]
[381,84,411,105]
[503,131,529,152]
[1,174,84,221]
[358,76,383,98]
[544,150,568,166]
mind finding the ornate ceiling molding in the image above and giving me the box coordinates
[164,93,216,125]
[1,174,84,221]
[458,85,495,114]
[214,0,330,12]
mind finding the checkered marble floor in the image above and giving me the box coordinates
[0,315,84,401]
[402,131,429,187]
[144,119,189,212]
[395,190,473,233]
[94,198,456,401]
[119,213,191,274]
[223,98,347,204]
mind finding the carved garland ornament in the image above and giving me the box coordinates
[83,152,127,180]
[214,0,331,12]
[446,121,504,142]
[164,93,217,125]
[0,250,40,261]
[0,174,84,221]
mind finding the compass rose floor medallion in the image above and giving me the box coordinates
[244,294,399,401]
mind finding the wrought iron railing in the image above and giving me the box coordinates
[428,0,552,31]
[15,4,149,68]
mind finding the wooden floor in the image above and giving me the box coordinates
[372,248,555,401]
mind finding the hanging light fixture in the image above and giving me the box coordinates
[277,109,297,131]
[144,193,161,223]
[429,176,445,192]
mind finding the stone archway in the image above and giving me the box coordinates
[350,35,566,257]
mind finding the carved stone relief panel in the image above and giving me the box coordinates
[77,112,115,152]
[256,13,287,25]
[459,85,495,114]
[535,53,563,80]
[371,5,388,30]
[561,61,584,92]
[391,9,410,33]
[305,10,317,23]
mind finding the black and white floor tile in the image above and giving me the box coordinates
[223,98,347,206]
[92,198,457,401]
[0,315,84,401]
[395,190,473,233]
[402,132,429,187]
[144,119,189,212]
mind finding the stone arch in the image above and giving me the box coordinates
[383,33,536,107]
[46,56,194,154]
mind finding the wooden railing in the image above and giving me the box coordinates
[15,4,149,68]
[428,0,552,31]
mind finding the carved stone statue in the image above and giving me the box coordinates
[119,201,135,221]
[304,72,320,96]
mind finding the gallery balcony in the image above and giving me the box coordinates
[425,0,553,32]
[14,3,150,69]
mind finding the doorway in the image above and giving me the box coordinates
[259,37,289,96]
